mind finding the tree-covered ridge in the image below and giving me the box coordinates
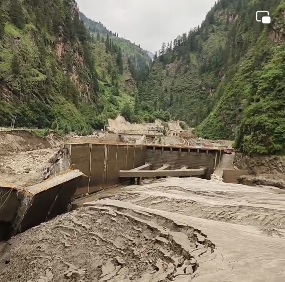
[139,0,285,154]
[0,0,152,133]
[79,12,155,123]
[80,13,152,86]
[0,0,101,133]
[197,0,285,154]
[79,12,112,36]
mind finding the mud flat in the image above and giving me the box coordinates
[1,178,285,281]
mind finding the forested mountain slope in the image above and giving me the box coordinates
[80,11,152,77]
[139,0,285,154]
[0,0,101,133]
[1,0,284,154]
[0,0,151,133]
[79,13,153,122]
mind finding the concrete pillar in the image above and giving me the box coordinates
[214,151,218,170]
[137,178,142,185]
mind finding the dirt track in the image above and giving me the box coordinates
[1,178,285,281]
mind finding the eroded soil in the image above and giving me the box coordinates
[0,148,60,175]
[0,130,64,186]
[1,178,285,281]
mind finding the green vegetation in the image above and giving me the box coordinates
[1,0,284,155]
[197,0,285,155]
[0,0,100,134]
[81,13,152,86]
[0,0,152,134]
[139,0,285,154]
[80,13,153,123]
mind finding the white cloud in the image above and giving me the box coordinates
[76,0,217,52]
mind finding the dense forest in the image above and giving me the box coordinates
[0,0,284,155]
[79,13,153,123]
[0,0,98,133]
[138,0,285,154]
[0,0,151,133]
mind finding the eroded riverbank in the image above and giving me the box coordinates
[1,177,284,281]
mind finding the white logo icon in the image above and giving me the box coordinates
[256,11,271,24]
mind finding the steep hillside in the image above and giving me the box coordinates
[79,12,153,123]
[0,0,151,133]
[79,12,111,35]
[88,36,137,124]
[139,0,285,154]
[80,12,152,86]
[0,0,103,133]
[199,0,285,155]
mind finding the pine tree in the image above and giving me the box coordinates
[0,6,5,39]
[92,74,99,94]
[105,34,111,52]
[121,103,133,122]
[11,54,20,75]
[134,94,140,115]
[74,14,88,43]
[154,52,158,60]
[116,49,123,74]
[9,0,25,29]
[160,42,166,56]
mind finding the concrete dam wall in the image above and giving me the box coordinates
[0,170,83,240]
[145,145,220,180]
[0,142,223,240]
[68,143,146,196]
[67,143,223,196]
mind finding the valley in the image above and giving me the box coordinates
[0,0,285,281]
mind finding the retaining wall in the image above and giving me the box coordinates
[18,171,83,233]
[67,143,222,197]
[145,146,219,179]
[0,170,83,240]
[0,187,20,239]
[68,144,146,196]
[223,169,248,184]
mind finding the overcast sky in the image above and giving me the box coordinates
[76,0,217,53]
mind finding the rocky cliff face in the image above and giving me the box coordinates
[234,153,285,175]
[235,152,285,189]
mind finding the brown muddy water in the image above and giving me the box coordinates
[1,177,285,281]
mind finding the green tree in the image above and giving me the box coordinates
[11,54,20,75]
[0,8,5,39]
[9,0,25,29]
[116,49,123,74]
[121,103,134,122]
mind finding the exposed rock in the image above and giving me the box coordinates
[234,153,285,175]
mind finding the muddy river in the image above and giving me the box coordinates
[1,178,285,281]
